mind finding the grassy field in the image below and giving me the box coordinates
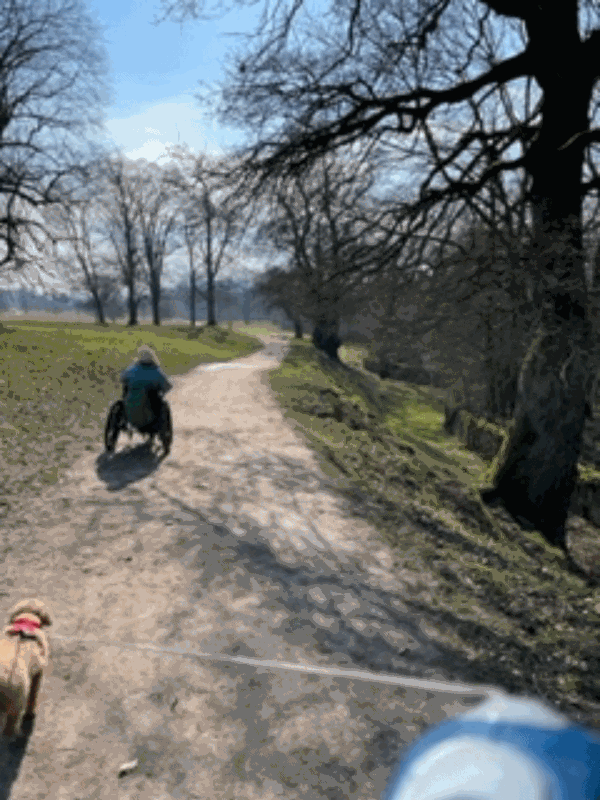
[0,319,264,516]
[270,339,600,725]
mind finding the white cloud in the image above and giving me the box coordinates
[127,138,174,162]
[102,95,241,161]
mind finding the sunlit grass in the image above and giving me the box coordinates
[338,343,369,369]
[231,320,293,337]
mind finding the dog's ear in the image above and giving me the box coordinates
[37,606,52,627]
[8,599,52,627]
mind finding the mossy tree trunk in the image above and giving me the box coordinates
[482,317,591,550]
[481,34,594,551]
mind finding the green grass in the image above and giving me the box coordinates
[231,321,293,338]
[0,320,262,507]
[269,340,600,725]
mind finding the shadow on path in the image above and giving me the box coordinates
[164,497,455,681]
[0,719,35,800]
[95,442,162,491]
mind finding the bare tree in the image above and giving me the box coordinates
[102,155,145,327]
[257,149,404,359]
[46,198,108,325]
[0,0,108,269]
[44,167,120,325]
[181,214,200,327]
[375,217,538,415]
[136,161,179,326]
[444,222,537,420]
[75,274,123,322]
[169,147,244,326]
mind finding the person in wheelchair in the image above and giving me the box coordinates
[104,345,174,455]
[120,345,172,430]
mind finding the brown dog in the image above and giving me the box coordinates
[0,599,52,738]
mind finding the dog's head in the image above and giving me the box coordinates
[8,599,52,628]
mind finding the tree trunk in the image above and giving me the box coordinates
[151,291,160,326]
[293,319,303,339]
[482,312,497,417]
[206,268,216,326]
[482,317,590,551]
[91,287,106,325]
[150,269,161,326]
[205,192,217,327]
[496,364,518,421]
[484,353,519,422]
[124,230,139,326]
[242,289,252,324]
[481,45,593,552]
[77,253,106,326]
[126,273,138,326]
[190,266,196,328]
[312,316,341,360]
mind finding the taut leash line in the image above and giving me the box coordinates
[52,633,502,699]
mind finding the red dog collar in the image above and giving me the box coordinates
[9,617,41,635]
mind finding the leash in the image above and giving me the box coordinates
[51,632,503,700]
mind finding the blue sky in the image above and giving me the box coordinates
[88,0,259,160]
[0,1,264,292]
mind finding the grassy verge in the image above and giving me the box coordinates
[0,320,262,514]
[270,340,600,725]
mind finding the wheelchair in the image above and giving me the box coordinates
[104,389,173,457]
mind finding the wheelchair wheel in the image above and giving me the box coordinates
[104,400,125,453]
[158,402,173,457]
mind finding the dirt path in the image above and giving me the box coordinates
[0,334,474,800]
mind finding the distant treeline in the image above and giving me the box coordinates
[0,280,286,324]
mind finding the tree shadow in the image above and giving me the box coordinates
[229,539,445,669]
[0,718,35,800]
[161,515,556,797]
[95,442,162,491]
[166,505,515,690]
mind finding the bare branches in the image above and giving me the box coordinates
[134,163,179,325]
[0,0,109,270]
[159,0,600,240]
[167,145,250,325]
[99,155,146,326]
[232,44,533,177]
[44,173,118,324]
[255,146,424,343]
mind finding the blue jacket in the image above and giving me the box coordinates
[121,362,172,428]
